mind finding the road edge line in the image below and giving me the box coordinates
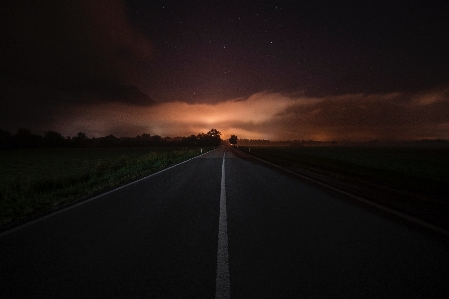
[0,147,221,238]
[232,147,449,237]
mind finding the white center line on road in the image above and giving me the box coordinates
[216,150,230,299]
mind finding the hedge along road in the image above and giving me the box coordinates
[1,146,449,298]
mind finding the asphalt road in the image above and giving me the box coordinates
[1,146,449,298]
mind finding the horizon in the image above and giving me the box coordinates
[2,127,449,145]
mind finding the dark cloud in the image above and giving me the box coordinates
[1,0,154,132]
[1,0,152,89]
[0,80,155,134]
[269,87,449,140]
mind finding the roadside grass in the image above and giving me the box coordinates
[236,146,449,229]
[0,147,212,230]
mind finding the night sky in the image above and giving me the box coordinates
[1,0,449,140]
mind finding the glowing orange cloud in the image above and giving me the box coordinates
[56,88,449,141]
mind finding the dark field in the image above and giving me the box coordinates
[0,147,210,230]
[236,145,449,230]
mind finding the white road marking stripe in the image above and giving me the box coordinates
[216,151,230,299]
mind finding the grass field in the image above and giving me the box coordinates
[0,147,212,230]
[236,145,449,230]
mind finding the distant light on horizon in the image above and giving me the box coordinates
[43,88,449,141]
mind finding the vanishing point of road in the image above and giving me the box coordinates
[1,146,449,298]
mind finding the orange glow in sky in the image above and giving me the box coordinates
[56,88,449,141]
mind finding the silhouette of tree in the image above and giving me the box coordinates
[207,128,221,138]
[72,132,88,147]
[139,133,151,146]
[76,132,88,140]
[196,132,207,146]
[206,128,222,146]
[181,134,198,146]
[150,135,163,145]
[0,128,13,149]
[99,134,119,147]
[3,128,225,149]
[44,130,66,147]
[13,128,42,148]
[229,135,238,145]
[141,133,151,140]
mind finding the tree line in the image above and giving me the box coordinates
[0,128,222,149]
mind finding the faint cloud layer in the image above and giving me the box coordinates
[1,0,154,132]
[1,0,152,88]
[56,88,449,141]
[79,0,153,84]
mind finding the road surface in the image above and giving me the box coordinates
[1,146,449,298]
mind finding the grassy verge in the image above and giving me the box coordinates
[235,146,449,230]
[0,147,213,231]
